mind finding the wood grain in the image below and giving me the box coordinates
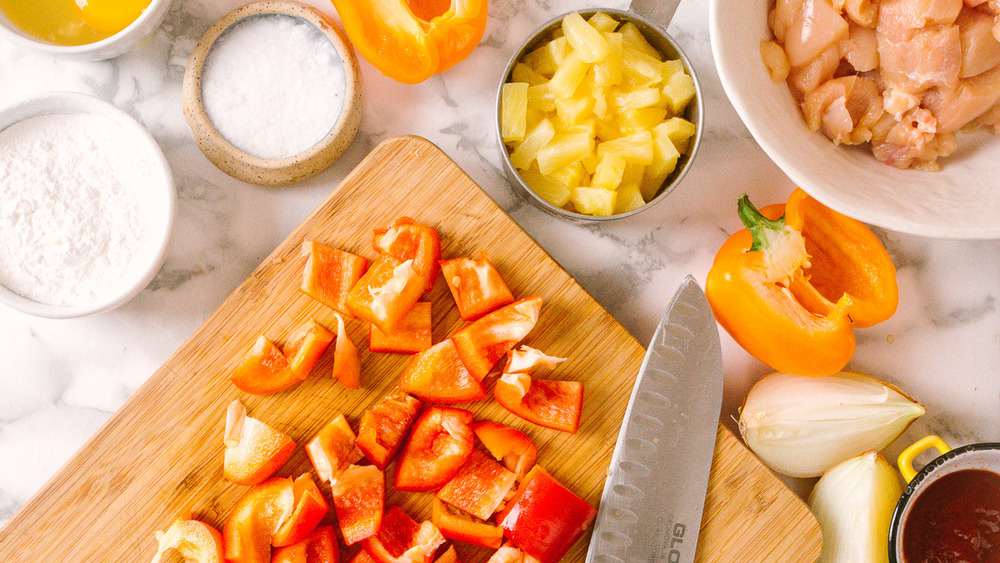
[0,136,821,562]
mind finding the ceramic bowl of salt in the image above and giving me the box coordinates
[183,1,363,186]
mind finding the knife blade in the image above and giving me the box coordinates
[585,275,723,563]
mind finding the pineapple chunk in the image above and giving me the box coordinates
[662,71,696,115]
[520,168,572,207]
[537,133,593,175]
[591,153,627,191]
[597,131,654,165]
[619,107,669,136]
[592,33,624,88]
[554,94,595,127]
[582,154,600,174]
[609,87,661,114]
[501,82,529,143]
[622,47,663,83]
[524,44,558,78]
[620,22,660,60]
[595,117,621,142]
[510,118,556,170]
[549,161,587,189]
[527,83,556,113]
[661,117,697,154]
[662,59,685,79]
[562,12,610,64]
[571,187,616,216]
[588,12,619,33]
[512,62,548,86]
[559,120,596,139]
[645,121,681,184]
[615,184,647,214]
[549,52,589,99]
[620,163,646,188]
[548,36,569,65]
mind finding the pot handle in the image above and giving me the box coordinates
[898,435,951,483]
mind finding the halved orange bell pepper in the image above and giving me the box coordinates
[331,0,488,84]
[436,449,516,520]
[151,518,224,563]
[705,189,898,377]
[431,497,503,549]
[272,525,338,563]
[472,421,537,479]
[356,392,423,470]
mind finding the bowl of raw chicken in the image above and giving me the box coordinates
[710,0,1000,239]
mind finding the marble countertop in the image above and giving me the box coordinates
[1,0,998,532]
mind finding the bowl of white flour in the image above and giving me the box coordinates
[0,91,175,318]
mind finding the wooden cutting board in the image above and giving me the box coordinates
[0,136,821,562]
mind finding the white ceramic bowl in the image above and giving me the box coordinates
[0,92,176,318]
[0,0,171,61]
[710,0,1000,239]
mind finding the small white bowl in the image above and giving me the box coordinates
[710,0,1000,240]
[0,0,171,61]
[0,92,176,318]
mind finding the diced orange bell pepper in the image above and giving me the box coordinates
[151,519,224,563]
[224,475,328,563]
[472,421,537,479]
[436,450,516,521]
[349,550,378,563]
[272,525,339,563]
[355,392,422,470]
[305,413,364,483]
[372,217,441,294]
[705,189,898,376]
[224,400,297,486]
[432,545,464,563]
[331,0,488,84]
[440,253,515,321]
[301,240,368,319]
[369,301,433,354]
[231,335,300,395]
[347,255,426,334]
[394,406,475,492]
[494,373,583,434]
[399,339,486,404]
[331,464,385,546]
[331,313,362,389]
[451,296,543,381]
[431,498,503,549]
[361,505,445,563]
[496,467,597,563]
[283,320,335,380]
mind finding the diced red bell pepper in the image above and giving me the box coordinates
[432,545,463,563]
[331,464,385,546]
[230,335,300,395]
[399,340,486,404]
[273,474,330,547]
[372,217,441,294]
[496,467,597,563]
[224,400,297,486]
[356,392,422,470]
[440,253,515,321]
[283,320,335,380]
[224,475,329,563]
[451,296,543,380]
[436,450,516,520]
[348,550,378,563]
[394,406,475,492]
[305,413,364,483]
[431,497,503,549]
[301,240,368,318]
[151,519,224,563]
[494,373,583,434]
[361,505,445,563]
[472,421,537,479]
[369,301,432,354]
[272,525,339,563]
[347,255,426,334]
[332,313,362,389]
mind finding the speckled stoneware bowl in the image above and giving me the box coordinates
[0,0,171,61]
[497,8,704,222]
[182,1,362,187]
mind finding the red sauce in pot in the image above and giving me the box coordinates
[902,469,1000,562]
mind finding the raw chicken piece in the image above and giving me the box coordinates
[964,0,987,7]
[801,75,885,143]
[762,40,792,81]
[922,64,1000,131]
[871,109,957,169]
[790,44,844,98]
[877,19,963,91]
[883,87,921,116]
[964,99,1000,132]
[957,8,1000,76]
[878,0,963,28]
[770,0,806,42]
[784,0,850,67]
[834,0,879,27]
[843,23,880,71]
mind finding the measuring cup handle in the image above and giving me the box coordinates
[897,435,951,483]
[627,0,683,30]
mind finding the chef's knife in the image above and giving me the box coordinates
[585,275,723,563]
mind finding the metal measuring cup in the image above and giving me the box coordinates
[495,0,703,222]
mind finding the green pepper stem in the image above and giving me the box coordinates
[738,194,786,252]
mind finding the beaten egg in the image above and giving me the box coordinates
[0,0,149,46]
